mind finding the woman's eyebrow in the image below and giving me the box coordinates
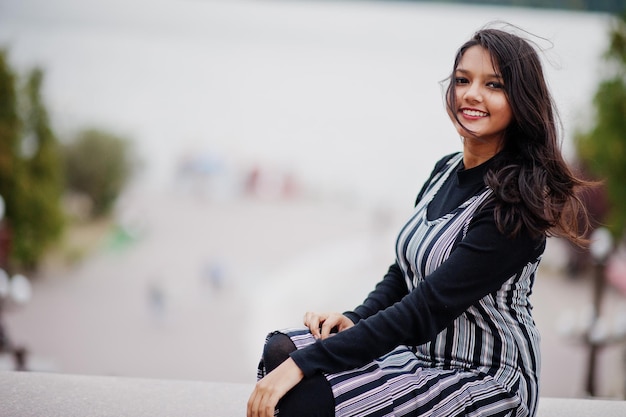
[455,68,503,80]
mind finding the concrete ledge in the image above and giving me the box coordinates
[0,371,253,417]
[537,396,625,417]
[1,371,624,416]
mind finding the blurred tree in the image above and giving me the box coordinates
[62,129,133,218]
[0,49,21,271]
[0,51,65,271]
[12,68,65,270]
[576,12,626,241]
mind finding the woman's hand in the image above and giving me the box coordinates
[303,311,354,340]
[247,358,304,417]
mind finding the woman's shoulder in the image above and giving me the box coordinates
[435,152,462,167]
[430,152,462,175]
[414,152,463,206]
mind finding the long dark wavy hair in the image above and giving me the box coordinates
[446,27,590,244]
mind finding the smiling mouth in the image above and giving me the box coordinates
[462,109,488,117]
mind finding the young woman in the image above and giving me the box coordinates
[247,26,590,417]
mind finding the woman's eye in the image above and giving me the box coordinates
[487,81,504,89]
[455,77,469,85]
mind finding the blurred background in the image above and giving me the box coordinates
[0,0,625,401]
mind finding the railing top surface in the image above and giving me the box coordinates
[1,371,624,417]
[1,371,251,417]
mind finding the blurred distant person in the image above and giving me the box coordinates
[147,280,166,319]
[247,25,591,417]
[202,259,225,290]
[13,347,28,371]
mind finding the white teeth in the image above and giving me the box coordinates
[463,109,487,117]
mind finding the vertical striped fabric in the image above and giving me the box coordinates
[261,154,541,416]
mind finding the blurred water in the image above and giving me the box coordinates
[0,0,611,207]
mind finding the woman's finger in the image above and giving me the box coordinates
[320,313,355,339]
[304,311,352,339]
[246,387,260,417]
[304,311,325,339]
[319,312,343,339]
[247,383,278,417]
[248,358,304,417]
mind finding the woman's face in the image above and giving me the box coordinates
[449,45,513,149]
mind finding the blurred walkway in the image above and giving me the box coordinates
[2,189,625,399]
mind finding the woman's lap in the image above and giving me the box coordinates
[258,329,523,417]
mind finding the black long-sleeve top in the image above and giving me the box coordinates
[290,153,545,383]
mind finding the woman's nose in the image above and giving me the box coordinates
[463,83,483,102]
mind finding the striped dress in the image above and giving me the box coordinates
[259,153,545,417]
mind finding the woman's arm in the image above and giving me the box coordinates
[290,205,545,377]
[304,264,408,339]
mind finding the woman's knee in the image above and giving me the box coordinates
[263,333,296,372]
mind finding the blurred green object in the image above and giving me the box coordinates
[103,224,138,252]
